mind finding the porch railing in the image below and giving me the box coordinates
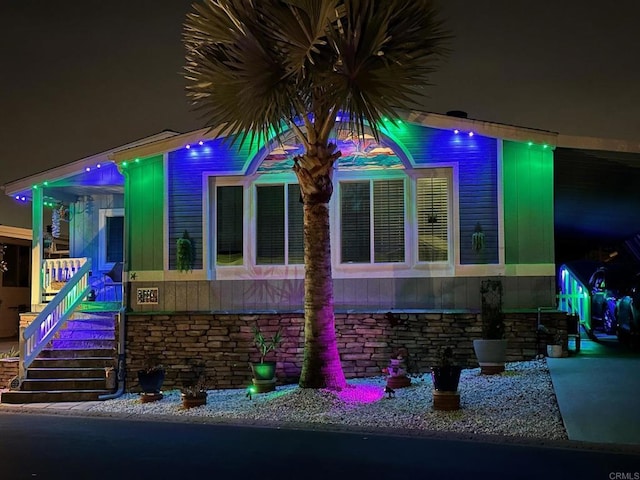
[19,259,92,379]
[557,264,590,327]
[42,257,87,299]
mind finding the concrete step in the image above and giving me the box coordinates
[22,376,108,391]
[48,339,116,350]
[21,378,107,391]
[27,367,109,379]
[40,347,115,359]
[54,329,115,341]
[30,357,115,369]
[64,318,115,330]
[0,389,113,404]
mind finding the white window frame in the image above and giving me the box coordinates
[98,208,124,271]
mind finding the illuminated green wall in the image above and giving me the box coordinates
[125,155,164,271]
[503,141,554,264]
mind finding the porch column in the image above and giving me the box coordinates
[30,185,43,308]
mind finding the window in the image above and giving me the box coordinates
[1,244,30,287]
[99,208,124,271]
[417,176,449,262]
[216,186,243,265]
[340,179,405,263]
[256,184,303,265]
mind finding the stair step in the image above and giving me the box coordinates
[47,339,116,350]
[64,320,115,330]
[31,357,115,368]
[40,348,115,358]
[27,367,109,379]
[54,330,115,341]
[21,378,107,391]
[0,389,113,404]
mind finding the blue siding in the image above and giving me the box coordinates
[167,139,254,270]
[384,124,499,264]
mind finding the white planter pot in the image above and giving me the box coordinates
[473,339,507,374]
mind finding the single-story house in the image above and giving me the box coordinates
[2,110,571,400]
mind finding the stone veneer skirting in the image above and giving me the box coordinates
[0,359,19,389]
[125,309,570,392]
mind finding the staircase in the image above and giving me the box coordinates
[1,311,118,404]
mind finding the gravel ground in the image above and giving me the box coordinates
[87,359,567,441]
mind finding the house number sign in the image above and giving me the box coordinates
[137,288,159,304]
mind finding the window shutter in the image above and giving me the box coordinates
[417,177,449,262]
[217,186,243,265]
[257,185,285,264]
[287,184,304,264]
[374,179,405,263]
[341,181,370,263]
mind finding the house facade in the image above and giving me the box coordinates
[113,111,557,314]
[2,111,564,394]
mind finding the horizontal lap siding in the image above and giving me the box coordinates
[385,124,498,264]
[167,140,253,270]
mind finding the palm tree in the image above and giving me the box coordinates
[183,0,450,389]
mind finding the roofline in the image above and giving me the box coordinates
[0,225,32,241]
[557,134,640,153]
[3,131,180,195]
[399,110,558,146]
[110,110,560,163]
[110,126,226,163]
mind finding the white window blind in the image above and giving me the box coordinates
[417,176,449,262]
[374,179,405,262]
[287,184,304,264]
[340,179,405,264]
[256,184,303,265]
[341,181,371,263]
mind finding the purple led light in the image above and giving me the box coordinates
[186,144,191,149]
[198,141,204,146]
[97,163,101,168]
[454,129,459,134]
[468,131,474,137]
[85,167,91,172]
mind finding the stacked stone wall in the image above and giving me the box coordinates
[125,310,570,392]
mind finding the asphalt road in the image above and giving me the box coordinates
[1,413,639,480]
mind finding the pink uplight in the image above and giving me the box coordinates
[333,383,385,404]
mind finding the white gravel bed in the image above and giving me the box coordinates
[87,359,567,441]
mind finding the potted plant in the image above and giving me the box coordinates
[137,360,165,403]
[431,347,462,411]
[250,324,282,393]
[473,279,508,374]
[180,364,208,409]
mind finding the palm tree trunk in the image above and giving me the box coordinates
[298,201,346,389]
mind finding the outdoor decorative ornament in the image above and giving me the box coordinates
[472,222,485,252]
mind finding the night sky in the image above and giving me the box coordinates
[1,0,639,227]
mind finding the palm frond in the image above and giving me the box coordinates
[183,0,451,147]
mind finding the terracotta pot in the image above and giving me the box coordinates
[181,391,207,409]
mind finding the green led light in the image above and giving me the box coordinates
[527,141,533,147]
[33,184,38,189]
[135,158,140,163]
[543,144,548,149]
[43,181,49,186]
[122,162,128,167]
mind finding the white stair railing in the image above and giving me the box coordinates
[42,257,87,298]
[19,259,92,380]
